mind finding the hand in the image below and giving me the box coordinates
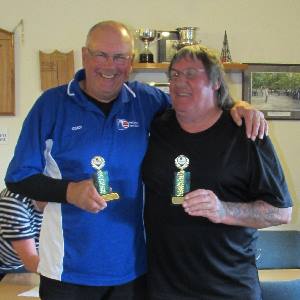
[182,189,226,223]
[66,179,107,213]
[230,100,268,141]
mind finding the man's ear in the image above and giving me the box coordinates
[82,47,87,67]
[128,53,135,74]
[131,52,135,63]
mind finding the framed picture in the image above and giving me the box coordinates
[243,63,300,120]
[157,31,179,63]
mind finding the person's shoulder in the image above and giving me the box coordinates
[126,81,151,90]
[31,84,69,115]
[222,110,246,132]
[152,109,174,127]
[40,84,68,101]
[127,81,169,98]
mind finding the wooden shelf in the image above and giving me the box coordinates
[133,62,248,72]
[133,62,169,71]
[223,62,248,71]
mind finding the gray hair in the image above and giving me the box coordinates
[168,44,234,109]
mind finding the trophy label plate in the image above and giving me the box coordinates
[172,196,184,205]
[102,193,120,201]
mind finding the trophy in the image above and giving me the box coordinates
[91,156,119,201]
[176,27,200,50]
[172,155,191,205]
[137,29,158,63]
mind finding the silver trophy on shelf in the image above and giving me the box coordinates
[137,29,159,63]
[175,27,201,49]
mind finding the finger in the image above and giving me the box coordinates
[230,107,242,127]
[183,191,213,210]
[89,200,107,213]
[250,111,261,141]
[258,115,266,139]
[184,206,210,217]
[265,119,269,136]
[243,110,254,139]
[184,189,210,200]
[259,118,268,139]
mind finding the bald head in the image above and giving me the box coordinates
[86,20,134,54]
[82,20,134,102]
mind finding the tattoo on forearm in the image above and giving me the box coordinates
[223,200,288,228]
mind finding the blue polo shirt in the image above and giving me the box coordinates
[5,69,170,286]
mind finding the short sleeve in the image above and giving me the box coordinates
[247,136,292,208]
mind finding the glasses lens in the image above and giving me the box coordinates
[184,68,198,79]
[114,55,129,65]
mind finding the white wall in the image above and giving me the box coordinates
[0,0,299,228]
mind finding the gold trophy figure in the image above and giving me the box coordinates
[91,156,119,201]
[172,155,191,205]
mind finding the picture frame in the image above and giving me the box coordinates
[157,31,179,63]
[243,63,300,120]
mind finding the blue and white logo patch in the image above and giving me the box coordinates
[117,119,139,130]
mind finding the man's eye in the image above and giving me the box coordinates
[95,53,105,58]
[115,56,126,61]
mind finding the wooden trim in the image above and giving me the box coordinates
[133,62,248,72]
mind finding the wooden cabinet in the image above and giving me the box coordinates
[0,28,15,115]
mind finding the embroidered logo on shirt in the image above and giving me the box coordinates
[71,125,82,131]
[116,119,139,130]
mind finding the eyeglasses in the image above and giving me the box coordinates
[169,68,206,81]
[86,48,131,65]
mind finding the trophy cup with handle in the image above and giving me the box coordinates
[176,27,200,49]
[137,29,158,63]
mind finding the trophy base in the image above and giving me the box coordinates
[102,192,120,201]
[172,196,184,205]
[139,53,154,63]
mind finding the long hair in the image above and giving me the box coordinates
[168,44,234,109]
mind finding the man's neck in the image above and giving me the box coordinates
[79,80,115,103]
[177,108,223,133]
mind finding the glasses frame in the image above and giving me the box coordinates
[86,48,132,65]
[169,67,206,81]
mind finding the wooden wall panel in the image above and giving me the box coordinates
[0,29,15,116]
[39,50,74,91]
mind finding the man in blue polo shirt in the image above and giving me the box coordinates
[5,20,267,300]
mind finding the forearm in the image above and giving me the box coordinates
[221,200,292,229]
[22,254,40,273]
[12,239,40,273]
[6,174,69,203]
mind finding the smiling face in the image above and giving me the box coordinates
[82,24,133,102]
[169,57,220,121]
